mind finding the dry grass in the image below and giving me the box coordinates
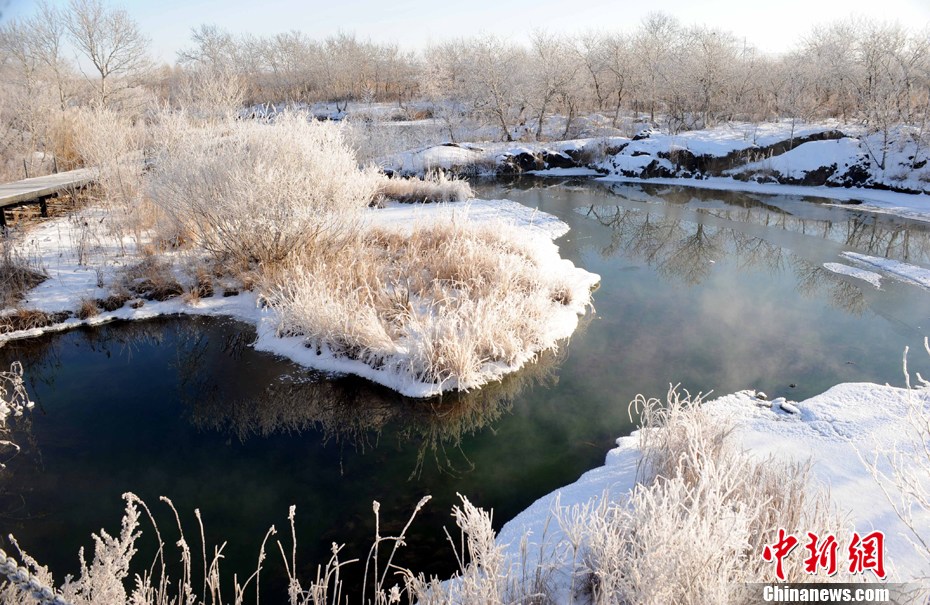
[0,309,71,334]
[375,171,474,204]
[567,387,857,603]
[184,267,215,303]
[96,292,130,312]
[0,261,45,310]
[0,233,46,308]
[119,257,184,301]
[267,218,590,392]
[76,298,99,320]
[46,111,84,173]
[71,108,154,249]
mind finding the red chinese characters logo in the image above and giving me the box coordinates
[762,530,886,581]
[848,531,886,579]
[762,529,799,581]
[803,532,839,576]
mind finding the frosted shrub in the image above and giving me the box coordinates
[267,219,592,392]
[867,340,930,568]
[405,495,509,605]
[0,362,32,426]
[147,113,381,267]
[559,387,856,604]
[72,108,151,245]
[376,171,474,204]
[0,361,34,461]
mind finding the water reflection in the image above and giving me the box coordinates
[3,317,569,479]
[792,258,869,315]
[597,182,930,265]
[579,203,926,314]
[183,334,566,477]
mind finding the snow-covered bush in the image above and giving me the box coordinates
[71,108,151,246]
[0,361,33,434]
[147,112,381,267]
[266,218,592,393]
[867,340,930,570]
[561,388,856,604]
[376,171,474,204]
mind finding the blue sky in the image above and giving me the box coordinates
[2,0,929,63]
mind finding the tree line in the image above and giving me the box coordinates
[1,0,929,160]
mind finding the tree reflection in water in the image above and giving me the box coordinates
[172,320,571,478]
[580,192,930,315]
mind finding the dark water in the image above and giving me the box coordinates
[0,179,928,598]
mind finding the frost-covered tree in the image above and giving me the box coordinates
[527,31,578,140]
[0,5,75,177]
[603,33,636,128]
[66,0,151,108]
[459,35,529,141]
[801,21,859,122]
[633,12,680,125]
[854,22,928,170]
[683,26,742,127]
[176,25,245,116]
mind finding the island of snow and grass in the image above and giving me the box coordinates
[0,112,599,398]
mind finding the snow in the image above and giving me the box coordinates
[370,198,571,240]
[842,252,930,290]
[17,209,135,312]
[3,199,599,399]
[609,153,674,174]
[823,263,883,289]
[832,201,930,225]
[388,144,485,174]
[498,383,930,589]
[527,167,602,177]
[666,121,845,154]
[737,138,865,180]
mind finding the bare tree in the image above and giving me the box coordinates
[28,0,72,111]
[634,12,680,125]
[802,20,859,122]
[604,33,635,128]
[683,26,740,127]
[423,41,471,142]
[459,35,528,142]
[176,24,245,116]
[0,14,66,175]
[66,0,151,108]
[528,30,575,140]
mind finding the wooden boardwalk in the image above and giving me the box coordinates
[0,168,94,226]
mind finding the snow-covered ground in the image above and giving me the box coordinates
[842,252,930,291]
[498,383,930,593]
[381,120,930,225]
[3,199,598,398]
[823,262,883,289]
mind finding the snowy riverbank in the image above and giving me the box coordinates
[2,199,598,398]
[496,381,930,596]
[383,120,930,225]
